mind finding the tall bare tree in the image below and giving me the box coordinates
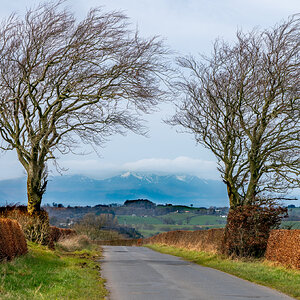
[169,16,300,208]
[0,1,170,214]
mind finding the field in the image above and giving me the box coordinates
[116,208,300,237]
[281,221,300,229]
[117,212,227,237]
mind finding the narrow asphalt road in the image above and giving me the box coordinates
[101,246,294,300]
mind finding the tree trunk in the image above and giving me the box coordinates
[223,165,241,208]
[27,180,42,214]
[245,143,260,205]
[225,182,241,207]
[26,162,47,215]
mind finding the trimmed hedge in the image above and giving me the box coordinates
[0,218,28,261]
[144,229,300,269]
[265,229,300,269]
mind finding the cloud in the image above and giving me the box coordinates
[59,156,220,180]
[72,0,299,56]
[0,152,25,180]
[123,157,218,178]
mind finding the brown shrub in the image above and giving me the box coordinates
[0,205,50,245]
[72,214,122,241]
[49,226,60,243]
[144,229,224,253]
[0,218,27,261]
[222,202,287,258]
[265,229,300,269]
[49,226,76,243]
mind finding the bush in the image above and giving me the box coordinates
[222,200,287,258]
[0,218,28,261]
[49,226,76,242]
[73,213,124,240]
[73,213,142,240]
[48,226,77,248]
[73,223,122,240]
[0,205,50,245]
[78,213,118,229]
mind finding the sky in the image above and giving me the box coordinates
[0,0,299,181]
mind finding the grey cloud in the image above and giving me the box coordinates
[59,156,220,180]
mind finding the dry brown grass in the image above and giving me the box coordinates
[144,229,224,253]
[56,235,93,252]
[0,218,27,261]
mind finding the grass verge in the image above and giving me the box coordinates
[0,241,107,300]
[146,244,300,299]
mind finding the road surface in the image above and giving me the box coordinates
[101,246,293,300]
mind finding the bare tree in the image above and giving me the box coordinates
[0,1,170,214]
[169,16,300,208]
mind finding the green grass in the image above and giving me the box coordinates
[117,212,226,229]
[117,215,162,225]
[117,213,227,238]
[281,221,300,229]
[157,212,197,223]
[118,213,227,226]
[156,213,227,225]
[188,215,227,225]
[146,244,300,299]
[0,242,107,300]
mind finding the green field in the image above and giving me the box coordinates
[188,215,227,225]
[117,213,227,237]
[117,208,300,238]
[117,215,162,225]
[117,213,226,225]
[281,221,300,229]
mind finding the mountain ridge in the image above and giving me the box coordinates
[0,172,229,207]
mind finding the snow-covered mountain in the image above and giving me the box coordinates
[0,172,228,207]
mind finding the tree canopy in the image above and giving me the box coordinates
[0,1,170,214]
[169,15,300,207]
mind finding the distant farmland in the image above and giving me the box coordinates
[117,213,227,237]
